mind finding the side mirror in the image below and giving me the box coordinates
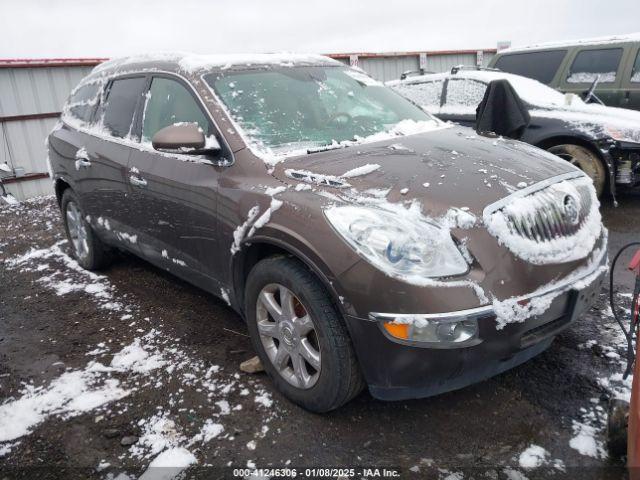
[151,123,221,155]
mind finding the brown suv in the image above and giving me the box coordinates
[48,53,608,412]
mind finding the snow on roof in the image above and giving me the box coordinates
[501,32,640,54]
[389,69,569,108]
[93,52,339,75]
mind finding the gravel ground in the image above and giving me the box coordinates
[0,194,637,480]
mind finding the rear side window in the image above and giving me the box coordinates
[567,48,623,84]
[632,50,640,83]
[142,77,211,142]
[494,50,567,84]
[68,83,100,123]
[442,78,487,112]
[102,77,147,138]
[391,80,444,111]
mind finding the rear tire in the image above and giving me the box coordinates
[547,144,607,198]
[60,189,112,270]
[245,256,364,412]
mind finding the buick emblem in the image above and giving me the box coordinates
[562,194,580,225]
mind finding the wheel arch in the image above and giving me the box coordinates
[231,235,350,321]
[535,134,614,195]
[53,177,73,206]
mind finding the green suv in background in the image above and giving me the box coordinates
[489,34,640,110]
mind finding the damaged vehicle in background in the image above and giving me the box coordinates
[48,53,607,412]
[389,67,640,198]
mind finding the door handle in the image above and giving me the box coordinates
[129,175,147,187]
[75,159,92,169]
[74,148,91,169]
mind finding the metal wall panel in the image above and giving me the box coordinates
[4,176,52,199]
[344,51,496,82]
[358,56,420,82]
[0,66,93,117]
[1,117,58,174]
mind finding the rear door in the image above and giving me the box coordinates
[559,46,625,106]
[492,49,568,88]
[439,77,488,126]
[76,75,148,247]
[127,74,229,292]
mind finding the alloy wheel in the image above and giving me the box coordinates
[256,283,321,389]
[66,201,89,260]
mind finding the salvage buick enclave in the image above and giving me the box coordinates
[48,53,608,412]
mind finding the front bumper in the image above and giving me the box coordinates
[346,256,607,401]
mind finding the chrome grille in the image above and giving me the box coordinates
[503,181,593,242]
[486,175,595,245]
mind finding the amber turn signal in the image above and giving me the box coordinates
[382,322,409,340]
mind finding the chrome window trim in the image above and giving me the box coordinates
[62,68,235,166]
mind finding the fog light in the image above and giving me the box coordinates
[383,317,479,345]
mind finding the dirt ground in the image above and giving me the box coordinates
[0,194,638,480]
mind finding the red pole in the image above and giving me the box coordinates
[630,339,639,479]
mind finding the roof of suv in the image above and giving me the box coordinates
[499,32,640,54]
[90,52,342,77]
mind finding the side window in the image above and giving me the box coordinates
[494,50,567,84]
[391,80,444,111]
[631,50,640,83]
[142,77,211,142]
[567,48,623,84]
[442,79,487,112]
[102,77,147,138]
[68,83,100,123]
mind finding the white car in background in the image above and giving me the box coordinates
[388,68,640,198]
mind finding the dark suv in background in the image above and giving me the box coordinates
[489,34,640,110]
[48,53,607,412]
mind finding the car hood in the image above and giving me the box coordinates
[531,102,640,143]
[272,126,578,218]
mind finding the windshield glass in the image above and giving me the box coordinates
[205,66,438,156]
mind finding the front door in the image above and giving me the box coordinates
[559,47,625,107]
[127,75,229,292]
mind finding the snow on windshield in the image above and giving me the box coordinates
[204,66,444,165]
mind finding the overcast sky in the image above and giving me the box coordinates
[2,0,639,58]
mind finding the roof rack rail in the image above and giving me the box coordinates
[399,68,434,80]
[450,65,502,74]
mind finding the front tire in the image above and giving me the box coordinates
[547,144,607,197]
[245,256,364,412]
[60,189,112,270]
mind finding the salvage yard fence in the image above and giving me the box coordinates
[0,49,495,201]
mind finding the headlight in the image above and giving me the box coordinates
[604,125,640,144]
[324,205,469,280]
[383,317,479,345]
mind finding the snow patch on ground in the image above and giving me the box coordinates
[518,444,548,469]
[0,368,129,443]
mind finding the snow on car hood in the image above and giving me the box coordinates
[271,126,578,218]
[532,102,640,143]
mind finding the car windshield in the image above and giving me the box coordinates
[205,66,439,156]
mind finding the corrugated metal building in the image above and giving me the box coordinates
[0,49,495,201]
[0,58,102,200]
